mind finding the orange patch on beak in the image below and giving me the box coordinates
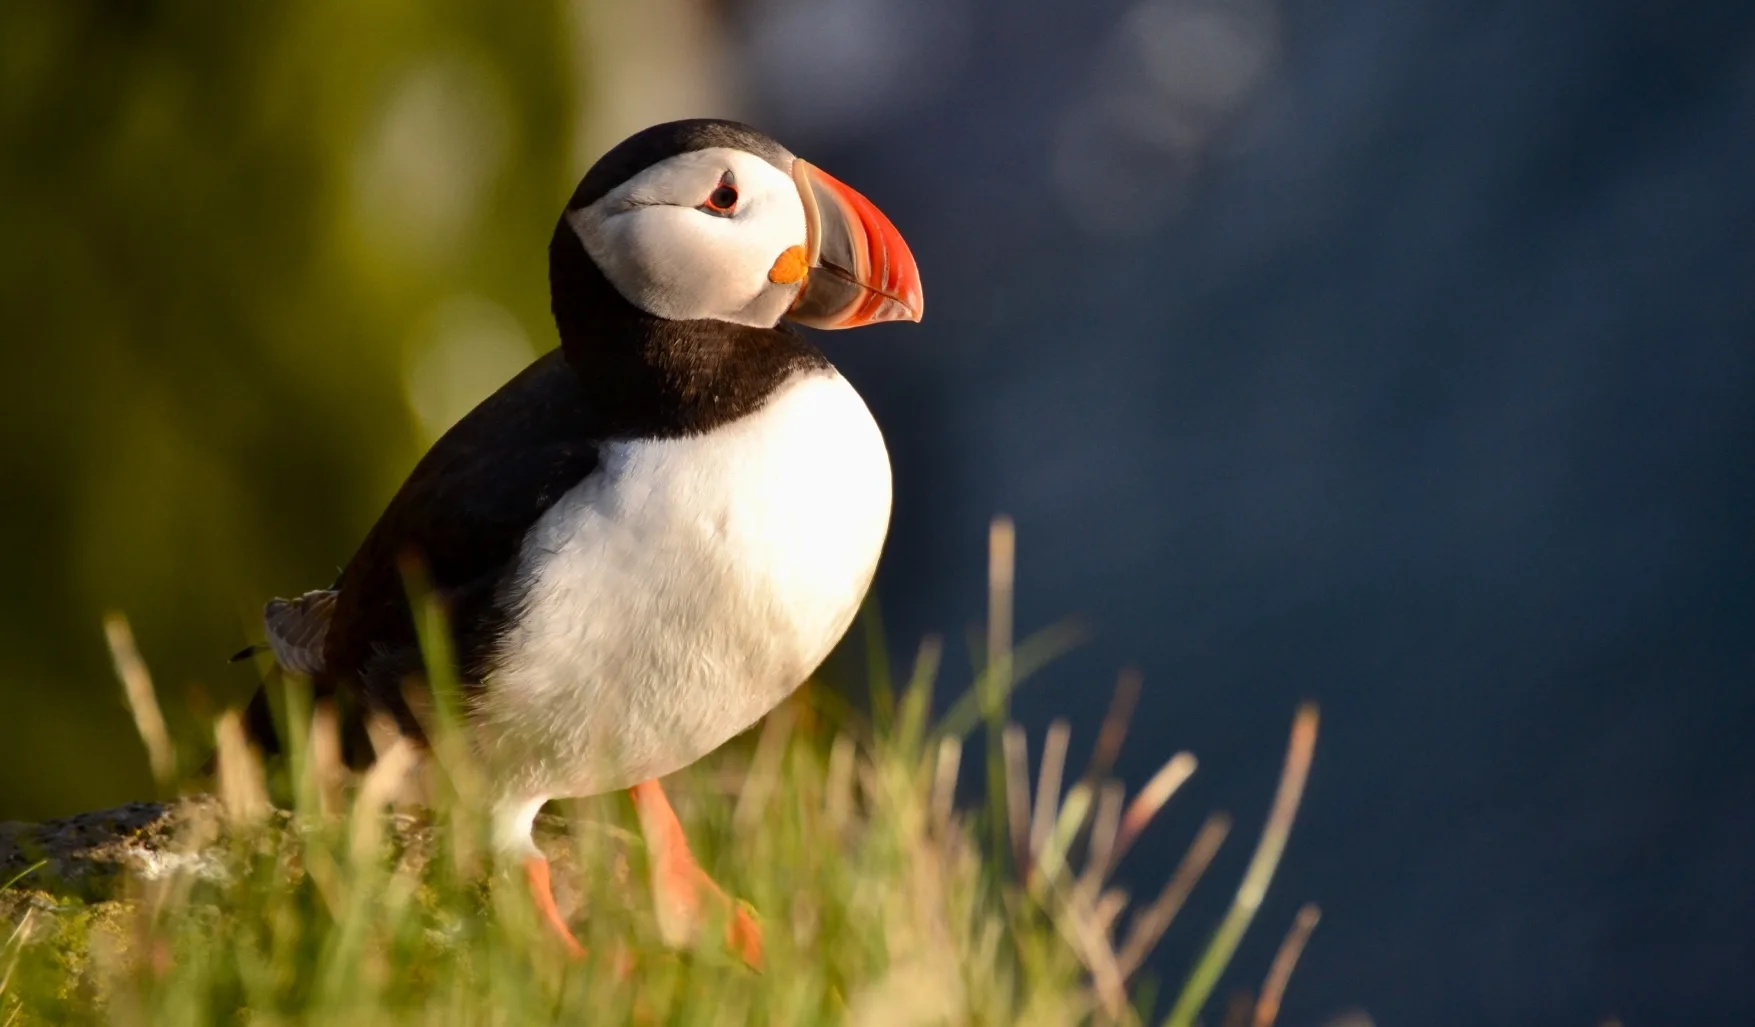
[767,244,810,285]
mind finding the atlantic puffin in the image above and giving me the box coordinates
[248,119,922,964]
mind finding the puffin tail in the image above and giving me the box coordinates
[262,589,336,678]
[231,589,338,759]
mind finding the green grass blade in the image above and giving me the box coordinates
[932,621,1090,742]
[0,862,44,895]
[861,601,895,732]
[1163,704,1320,1027]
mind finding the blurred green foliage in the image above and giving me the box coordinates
[0,1,585,818]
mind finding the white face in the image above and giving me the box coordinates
[566,147,810,328]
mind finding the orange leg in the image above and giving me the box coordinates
[628,779,763,968]
[524,853,587,959]
[523,852,638,977]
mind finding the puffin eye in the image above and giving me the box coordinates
[701,173,738,216]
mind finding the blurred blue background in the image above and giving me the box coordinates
[3,1,1753,1024]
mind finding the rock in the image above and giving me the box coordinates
[0,798,231,907]
[0,796,613,926]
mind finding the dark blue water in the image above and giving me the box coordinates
[739,1,1755,1023]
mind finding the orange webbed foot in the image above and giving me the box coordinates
[630,779,765,969]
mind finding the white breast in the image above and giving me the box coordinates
[474,369,891,801]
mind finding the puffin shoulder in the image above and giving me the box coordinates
[321,348,606,683]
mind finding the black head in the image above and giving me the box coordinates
[563,119,794,213]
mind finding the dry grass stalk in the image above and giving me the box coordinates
[1114,751,1197,864]
[986,517,1015,681]
[905,635,942,701]
[825,733,856,833]
[1221,991,1256,1027]
[364,714,404,763]
[0,909,35,1000]
[1002,724,1031,871]
[308,701,345,816]
[733,702,796,834]
[1076,780,1126,900]
[1117,812,1232,979]
[213,709,269,828]
[1069,901,1128,1020]
[104,613,176,788]
[1252,903,1321,1027]
[351,736,419,863]
[1085,669,1141,784]
[1090,887,1129,940]
[1028,781,1091,891]
[984,517,1016,865]
[1029,719,1071,860]
[930,735,962,834]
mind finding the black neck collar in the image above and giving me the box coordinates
[547,221,829,439]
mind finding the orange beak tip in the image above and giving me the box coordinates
[788,159,925,330]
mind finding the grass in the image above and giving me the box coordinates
[1,521,1323,1026]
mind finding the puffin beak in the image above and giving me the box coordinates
[786,159,924,329]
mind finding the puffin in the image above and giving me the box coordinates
[247,119,922,964]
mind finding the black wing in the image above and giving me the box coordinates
[320,348,602,707]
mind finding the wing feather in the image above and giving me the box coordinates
[263,589,336,676]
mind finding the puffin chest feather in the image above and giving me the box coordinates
[476,369,891,796]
